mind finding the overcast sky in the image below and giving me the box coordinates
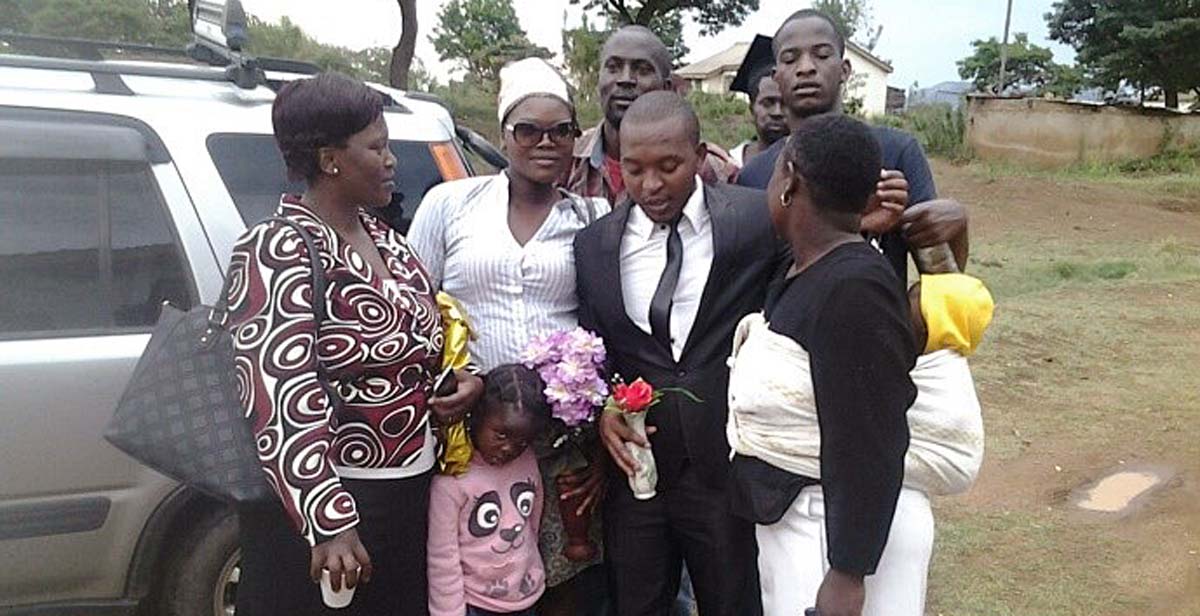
[240,0,1076,89]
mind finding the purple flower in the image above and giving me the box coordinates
[522,327,608,427]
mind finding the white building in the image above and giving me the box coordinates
[677,40,895,116]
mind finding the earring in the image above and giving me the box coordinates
[780,192,792,208]
[331,167,340,176]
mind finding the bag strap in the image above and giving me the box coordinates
[567,192,598,226]
[265,216,328,325]
[205,216,339,408]
[209,216,328,328]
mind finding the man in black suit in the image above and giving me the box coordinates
[574,91,775,616]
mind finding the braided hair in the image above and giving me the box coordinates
[469,364,552,434]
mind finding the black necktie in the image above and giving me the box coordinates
[649,220,682,351]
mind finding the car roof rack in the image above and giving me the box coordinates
[0,29,322,94]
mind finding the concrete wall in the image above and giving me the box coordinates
[966,96,1200,168]
[846,49,890,116]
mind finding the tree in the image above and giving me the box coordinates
[957,32,1081,97]
[570,0,758,36]
[562,13,607,98]
[1047,0,1200,109]
[570,0,757,61]
[430,0,551,84]
[643,10,688,63]
[245,15,390,82]
[0,0,392,84]
[810,0,882,50]
[1,0,191,47]
[389,0,417,90]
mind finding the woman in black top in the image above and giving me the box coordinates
[725,114,919,616]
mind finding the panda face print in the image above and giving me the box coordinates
[467,478,538,554]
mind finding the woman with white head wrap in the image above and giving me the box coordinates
[410,58,611,616]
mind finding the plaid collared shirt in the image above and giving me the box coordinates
[561,122,740,205]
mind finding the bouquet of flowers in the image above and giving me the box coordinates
[521,327,609,437]
[521,327,609,561]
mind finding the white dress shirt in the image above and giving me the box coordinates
[620,176,713,361]
[407,172,610,371]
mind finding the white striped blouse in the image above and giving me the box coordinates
[407,172,610,372]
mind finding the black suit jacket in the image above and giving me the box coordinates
[574,181,784,490]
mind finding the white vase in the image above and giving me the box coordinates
[623,412,658,500]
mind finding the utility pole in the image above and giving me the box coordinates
[997,0,1013,94]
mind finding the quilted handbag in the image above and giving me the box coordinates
[105,217,329,504]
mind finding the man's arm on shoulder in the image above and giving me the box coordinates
[701,141,741,184]
[896,134,970,269]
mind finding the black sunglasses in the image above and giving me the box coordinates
[504,121,580,147]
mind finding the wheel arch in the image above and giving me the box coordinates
[123,486,231,602]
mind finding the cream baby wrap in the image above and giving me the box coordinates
[726,313,983,496]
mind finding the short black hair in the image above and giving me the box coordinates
[602,25,673,79]
[781,113,880,216]
[774,9,846,57]
[620,90,700,146]
[470,364,551,434]
[747,64,776,103]
[272,73,384,182]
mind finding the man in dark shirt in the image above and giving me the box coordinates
[737,9,969,285]
[726,114,917,616]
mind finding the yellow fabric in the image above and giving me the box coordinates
[920,273,995,356]
[436,292,475,476]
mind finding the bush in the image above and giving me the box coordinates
[1116,144,1200,175]
[900,104,970,161]
[686,91,755,150]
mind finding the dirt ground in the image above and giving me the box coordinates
[925,161,1200,615]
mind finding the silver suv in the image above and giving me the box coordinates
[0,9,499,615]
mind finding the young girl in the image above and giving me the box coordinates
[428,364,550,616]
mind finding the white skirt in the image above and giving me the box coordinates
[756,486,934,616]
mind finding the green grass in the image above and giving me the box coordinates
[967,157,1200,201]
[929,509,1143,615]
[970,237,1200,299]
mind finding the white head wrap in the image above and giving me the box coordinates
[497,58,573,124]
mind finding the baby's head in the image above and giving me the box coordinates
[907,273,995,356]
[469,364,551,467]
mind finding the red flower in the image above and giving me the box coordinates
[614,378,655,413]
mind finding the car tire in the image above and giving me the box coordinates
[159,506,240,616]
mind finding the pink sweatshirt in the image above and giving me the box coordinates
[428,449,545,616]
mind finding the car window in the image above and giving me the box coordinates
[0,158,194,338]
[207,134,450,234]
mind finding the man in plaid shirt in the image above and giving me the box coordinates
[562,26,739,206]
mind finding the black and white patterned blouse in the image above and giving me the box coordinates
[226,196,443,545]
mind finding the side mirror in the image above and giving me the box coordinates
[191,0,248,52]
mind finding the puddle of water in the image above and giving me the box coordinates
[1076,471,1163,513]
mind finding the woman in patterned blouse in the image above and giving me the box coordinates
[408,58,610,616]
[226,72,483,616]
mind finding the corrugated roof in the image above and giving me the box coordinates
[677,39,893,79]
[846,40,893,73]
[676,42,749,78]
